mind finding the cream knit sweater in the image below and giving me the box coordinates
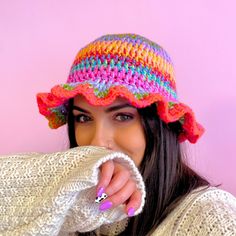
[0,146,145,236]
[0,147,236,236]
[152,187,236,236]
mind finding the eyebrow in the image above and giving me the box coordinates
[72,103,136,114]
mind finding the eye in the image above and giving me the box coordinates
[115,113,134,122]
[74,114,92,123]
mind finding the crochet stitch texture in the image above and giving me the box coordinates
[37,33,204,143]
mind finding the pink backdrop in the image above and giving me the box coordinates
[0,1,235,195]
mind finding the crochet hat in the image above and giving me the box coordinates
[37,33,204,143]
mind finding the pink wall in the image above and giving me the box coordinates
[0,1,235,195]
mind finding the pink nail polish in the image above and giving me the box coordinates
[127,207,135,217]
[99,200,112,211]
[97,187,105,197]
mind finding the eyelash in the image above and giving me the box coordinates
[115,113,134,122]
[74,114,91,123]
[74,113,134,123]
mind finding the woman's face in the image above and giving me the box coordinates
[73,95,146,166]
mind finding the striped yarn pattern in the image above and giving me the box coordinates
[37,34,204,143]
[67,34,177,102]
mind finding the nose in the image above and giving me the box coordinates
[90,122,113,149]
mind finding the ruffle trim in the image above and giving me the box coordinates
[36,84,204,143]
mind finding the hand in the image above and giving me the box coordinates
[96,160,142,217]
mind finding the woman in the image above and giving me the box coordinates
[1,34,235,236]
[36,34,236,235]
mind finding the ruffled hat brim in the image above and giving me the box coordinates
[37,83,204,144]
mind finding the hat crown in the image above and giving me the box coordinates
[67,33,177,101]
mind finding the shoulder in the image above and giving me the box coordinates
[152,187,236,236]
[179,187,236,234]
[186,186,236,212]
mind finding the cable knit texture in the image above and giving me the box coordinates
[0,146,146,236]
[152,187,236,236]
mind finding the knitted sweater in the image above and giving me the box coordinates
[151,187,236,236]
[1,147,236,236]
[0,146,145,236]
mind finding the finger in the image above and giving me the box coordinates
[96,160,114,197]
[125,189,142,217]
[99,179,136,211]
[105,167,130,196]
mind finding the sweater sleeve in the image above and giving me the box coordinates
[174,188,236,236]
[0,146,146,236]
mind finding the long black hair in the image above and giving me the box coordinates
[67,98,209,236]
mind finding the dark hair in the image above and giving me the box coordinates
[67,98,210,236]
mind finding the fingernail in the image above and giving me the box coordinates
[95,192,108,203]
[127,207,135,217]
[99,200,112,211]
[97,187,105,197]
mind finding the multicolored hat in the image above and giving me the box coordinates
[37,33,204,143]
